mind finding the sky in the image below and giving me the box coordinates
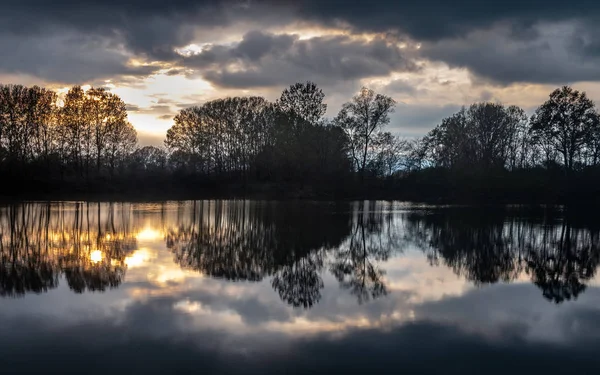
[2,0,600,146]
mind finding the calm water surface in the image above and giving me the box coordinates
[1,201,600,374]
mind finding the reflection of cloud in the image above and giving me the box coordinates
[383,251,473,303]
[3,300,600,374]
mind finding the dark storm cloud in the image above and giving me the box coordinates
[419,23,600,85]
[0,0,288,61]
[0,0,290,82]
[1,0,600,85]
[0,33,157,84]
[182,31,418,88]
[283,0,600,41]
[4,0,599,44]
[282,1,600,84]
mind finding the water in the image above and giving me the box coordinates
[1,201,599,374]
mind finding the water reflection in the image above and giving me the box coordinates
[165,201,352,307]
[0,203,136,296]
[329,206,404,304]
[1,202,600,307]
[406,207,600,303]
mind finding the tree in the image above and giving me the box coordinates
[530,86,600,173]
[105,120,136,175]
[330,209,390,304]
[335,87,396,181]
[422,103,528,171]
[85,87,129,174]
[421,108,468,168]
[370,132,407,177]
[277,82,327,125]
[130,146,167,173]
[59,86,87,176]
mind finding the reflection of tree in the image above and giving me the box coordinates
[330,202,400,304]
[406,208,523,284]
[0,202,137,296]
[165,201,352,307]
[272,252,324,308]
[404,207,600,303]
[525,221,600,303]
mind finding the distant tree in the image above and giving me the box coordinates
[530,86,600,173]
[277,82,327,125]
[130,146,167,172]
[504,105,531,170]
[105,120,136,175]
[335,87,396,181]
[370,132,407,177]
[422,103,528,171]
[421,108,468,168]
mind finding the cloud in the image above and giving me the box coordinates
[420,21,600,85]
[0,1,293,64]
[3,295,600,374]
[180,31,418,88]
[1,0,599,87]
[388,104,463,137]
[0,32,157,84]
[284,0,600,42]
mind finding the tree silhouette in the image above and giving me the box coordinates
[272,252,324,309]
[277,81,327,125]
[329,204,396,304]
[404,207,600,303]
[530,86,600,172]
[335,87,396,182]
[525,221,600,303]
[165,201,352,284]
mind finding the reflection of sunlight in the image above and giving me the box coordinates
[136,228,162,241]
[154,268,187,284]
[90,250,103,263]
[125,248,152,268]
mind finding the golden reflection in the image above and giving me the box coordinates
[2,200,600,318]
[125,249,153,268]
[0,202,138,296]
[136,228,162,241]
[90,250,104,263]
[152,268,188,285]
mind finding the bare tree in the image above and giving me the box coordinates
[335,87,396,181]
[277,81,327,125]
[530,86,600,173]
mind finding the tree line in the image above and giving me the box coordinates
[0,85,137,192]
[403,86,600,202]
[2,81,600,200]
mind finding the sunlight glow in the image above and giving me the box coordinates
[136,228,162,241]
[153,268,188,285]
[125,248,152,268]
[90,250,104,263]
